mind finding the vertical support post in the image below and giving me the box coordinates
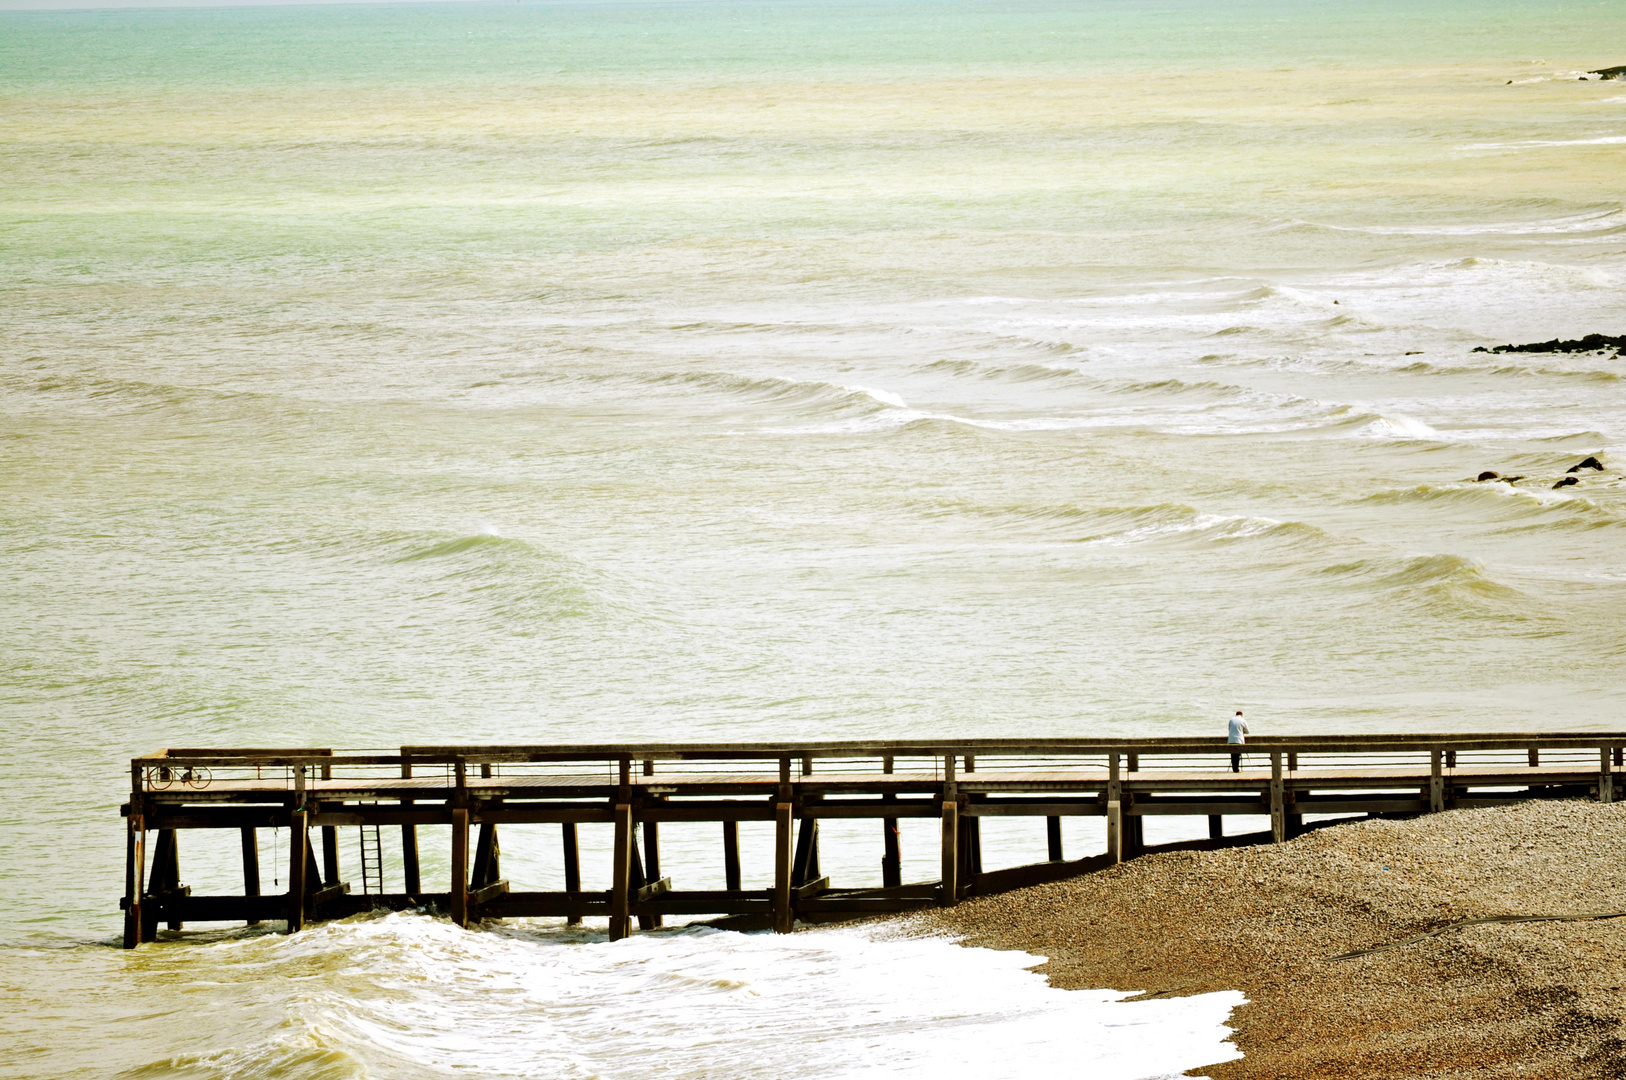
[610,802,632,940]
[773,799,794,933]
[1269,752,1285,843]
[939,753,959,904]
[1105,753,1122,864]
[1046,816,1063,861]
[939,799,959,905]
[1430,750,1445,813]
[562,822,582,926]
[287,808,308,933]
[882,754,902,888]
[123,803,146,949]
[1123,803,1143,858]
[449,808,469,929]
[1447,750,1457,770]
[791,816,819,888]
[1208,814,1223,840]
[401,758,420,896]
[1126,753,1138,772]
[147,829,180,931]
[241,828,261,926]
[1529,748,1540,768]
[632,820,658,931]
[1601,747,1614,805]
[320,760,338,888]
[321,821,340,888]
[472,822,499,889]
[723,820,742,891]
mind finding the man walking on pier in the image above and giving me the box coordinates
[1228,710,1248,772]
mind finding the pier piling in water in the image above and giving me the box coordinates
[115,734,1626,946]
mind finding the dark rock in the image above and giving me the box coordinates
[1592,66,1626,80]
[1503,476,1524,484]
[1476,471,1500,481]
[1553,476,1580,489]
[1476,334,1626,356]
[1567,456,1604,473]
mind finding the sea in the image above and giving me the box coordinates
[2,0,1624,1075]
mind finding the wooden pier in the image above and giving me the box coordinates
[120,734,1626,947]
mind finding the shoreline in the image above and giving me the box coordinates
[902,801,1626,1079]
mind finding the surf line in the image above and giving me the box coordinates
[120,735,1625,946]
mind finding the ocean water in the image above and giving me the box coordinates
[3,0,1626,1075]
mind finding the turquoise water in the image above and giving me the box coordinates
[2,1,1626,1074]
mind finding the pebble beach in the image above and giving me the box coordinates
[908,802,1626,1079]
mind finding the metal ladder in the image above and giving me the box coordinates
[358,821,384,896]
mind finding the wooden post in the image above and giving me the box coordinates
[939,798,959,905]
[723,820,742,891]
[1429,750,1445,813]
[321,820,340,888]
[642,811,663,929]
[1046,815,1063,861]
[610,802,632,940]
[1126,753,1138,772]
[472,822,499,888]
[1287,752,1298,771]
[1269,752,1285,843]
[147,829,181,931]
[882,754,901,888]
[562,822,582,926]
[450,808,469,929]
[123,807,145,949]
[319,760,338,889]
[1106,752,1122,863]
[1123,804,1143,858]
[792,816,820,888]
[1529,748,1540,768]
[1446,750,1457,770]
[773,799,794,933]
[1601,747,1614,805]
[287,808,308,933]
[1208,814,1223,839]
[630,823,656,931]
[401,758,421,896]
[241,828,261,926]
[940,754,958,905]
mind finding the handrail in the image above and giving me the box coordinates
[130,733,1626,772]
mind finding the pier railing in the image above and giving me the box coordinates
[121,733,1625,948]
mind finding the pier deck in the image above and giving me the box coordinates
[120,735,1625,947]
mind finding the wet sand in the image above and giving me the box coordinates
[905,801,1626,1078]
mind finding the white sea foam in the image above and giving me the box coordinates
[133,916,1245,1080]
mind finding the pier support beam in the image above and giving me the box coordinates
[1106,753,1122,863]
[773,799,794,932]
[147,829,181,932]
[610,803,633,940]
[1430,750,1445,813]
[940,755,959,904]
[1269,753,1285,844]
[1208,815,1223,839]
[241,828,260,926]
[562,822,582,926]
[723,820,742,892]
[881,756,901,888]
[287,809,308,933]
[1602,747,1614,805]
[642,813,663,929]
[450,807,469,929]
[1046,815,1063,861]
[123,808,145,949]
[401,760,421,897]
